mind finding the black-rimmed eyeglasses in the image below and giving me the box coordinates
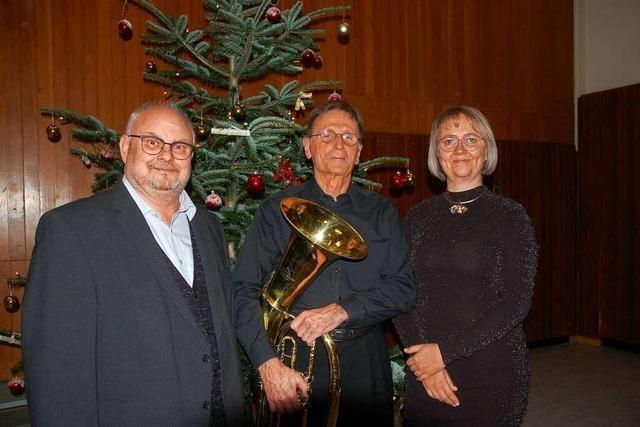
[308,129,360,147]
[126,134,198,160]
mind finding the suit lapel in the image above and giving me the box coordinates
[111,182,202,335]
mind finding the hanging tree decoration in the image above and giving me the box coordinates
[246,172,265,196]
[46,115,62,143]
[205,190,223,210]
[294,92,313,116]
[3,278,20,314]
[313,54,323,70]
[117,0,133,41]
[338,8,350,44]
[266,0,281,23]
[195,108,209,142]
[301,48,316,68]
[145,60,157,74]
[328,91,342,103]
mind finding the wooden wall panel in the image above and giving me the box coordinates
[578,84,640,345]
[0,0,574,380]
[492,140,577,341]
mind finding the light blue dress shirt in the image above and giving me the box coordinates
[122,176,197,286]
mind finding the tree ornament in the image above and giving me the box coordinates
[231,103,247,122]
[246,172,265,195]
[3,295,20,313]
[328,91,342,103]
[274,159,294,183]
[205,191,223,210]
[294,92,313,114]
[338,22,350,44]
[8,377,24,395]
[145,60,157,74]
[46,123,61,143]
[266,6,281,23]
[81,155,92,166]
[117,19,133,41]
[313,54,323,69]
[405,170,415,188]
[301,48,316,68]
[390,171,407,191]
[196,123,209,141]
[100,148,114,160]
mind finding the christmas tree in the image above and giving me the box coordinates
[41,0,409,259]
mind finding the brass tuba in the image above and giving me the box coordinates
[256,196,367,427]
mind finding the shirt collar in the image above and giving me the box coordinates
[122,175,197,221]
[303,176,364,212]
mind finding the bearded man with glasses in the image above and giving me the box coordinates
[234,101,415,426]
[23,102,246,426]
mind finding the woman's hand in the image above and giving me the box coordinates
[405,343,446,380]
[421,368,459,407]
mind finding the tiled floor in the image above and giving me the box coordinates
[1,343,639,426]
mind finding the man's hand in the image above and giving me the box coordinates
[405,343,446,380]
[290,303,348,346]
[258,358,309,413]
[421,368,459,407]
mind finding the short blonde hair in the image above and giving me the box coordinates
[427,106,498,181]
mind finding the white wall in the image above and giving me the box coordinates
[575,0,640,96]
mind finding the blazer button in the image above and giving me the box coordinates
[202,400,211,409]
[202,354,211,363]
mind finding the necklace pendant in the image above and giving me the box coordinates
[449,203,468,214]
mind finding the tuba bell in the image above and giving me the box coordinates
[255,196,367,427]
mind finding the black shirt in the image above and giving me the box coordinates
[233,178,416,368]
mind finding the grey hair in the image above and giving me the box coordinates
[124,102,195,144]
[305,101,365,140]
[427,106,498,181]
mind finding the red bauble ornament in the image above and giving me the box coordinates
[313,54,323,69]
[274,159,295,183]
[246,172,265,195]
[328,91,342,103]
[8,377,24,395]
[266,6,281,23]
[301,48,315,68]
[117,19,133,41]
[205,191,222,210]
[3,295,20,313]
[390,171,407,191]
[46,123,62,142]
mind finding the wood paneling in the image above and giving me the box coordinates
[0,0,574,380]
[578,84,640,344]
[492,140,577,341]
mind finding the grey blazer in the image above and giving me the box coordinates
[22,181,246,426]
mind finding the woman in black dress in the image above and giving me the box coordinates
[394,106,538,426]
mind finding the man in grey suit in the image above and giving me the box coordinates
[22,103,245,426]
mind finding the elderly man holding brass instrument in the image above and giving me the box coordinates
[234,101,415,426]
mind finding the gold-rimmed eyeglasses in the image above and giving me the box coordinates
[309,129,360,147]
[438,134,485,152]
[126,134,198,160]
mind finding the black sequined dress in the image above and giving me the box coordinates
[394,185,538,426]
